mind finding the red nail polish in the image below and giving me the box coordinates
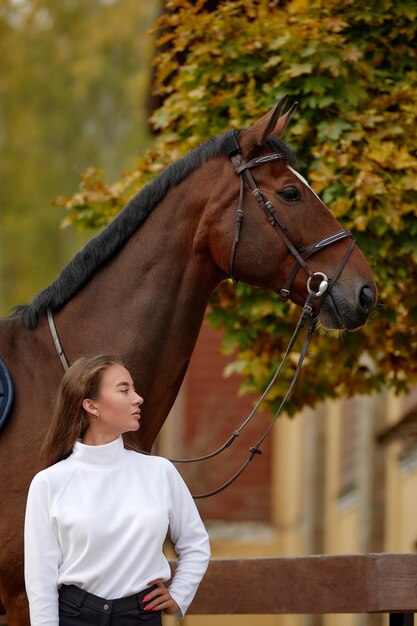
[143,597,149,602]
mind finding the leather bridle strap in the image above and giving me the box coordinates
[279,229,354,302]
[229,175,244,282]
[224,129,313,283]
[230,149,315,286]
[168,291,316,468]
[191,292,323,498]
[189,313,319,499]
[47,308,69,371]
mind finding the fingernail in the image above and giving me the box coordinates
[143,596,149,602]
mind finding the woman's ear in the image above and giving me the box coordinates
[82,398,98,418]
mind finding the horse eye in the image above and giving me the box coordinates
[277,186,301,203]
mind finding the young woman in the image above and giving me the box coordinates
[24,354,210,626]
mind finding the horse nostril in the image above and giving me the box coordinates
[359,286,373,313]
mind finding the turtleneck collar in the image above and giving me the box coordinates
[72,435,125,468]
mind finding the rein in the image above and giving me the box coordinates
[46,129,355,499]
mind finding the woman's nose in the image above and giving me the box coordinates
[134,392,144,406]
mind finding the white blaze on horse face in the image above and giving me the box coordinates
[287,165,321,201]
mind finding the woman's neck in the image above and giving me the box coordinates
[81,427,123,446]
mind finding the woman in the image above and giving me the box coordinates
[24,354,210,626]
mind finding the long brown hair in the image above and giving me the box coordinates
[40,354,127,468]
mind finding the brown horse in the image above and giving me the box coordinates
[0,102,377,624]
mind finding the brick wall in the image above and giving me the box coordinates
[173,321,272,523]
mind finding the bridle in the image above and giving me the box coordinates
[46,129,356,499]
[224,129,355,300]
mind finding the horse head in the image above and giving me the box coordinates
[207,97,377,331]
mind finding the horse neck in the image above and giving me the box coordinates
[56,166,227,448]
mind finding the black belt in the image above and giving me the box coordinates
[59,583,158,615]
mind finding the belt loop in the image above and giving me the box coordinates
[76,589,87,608]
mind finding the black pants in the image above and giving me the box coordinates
[59,584,162,626]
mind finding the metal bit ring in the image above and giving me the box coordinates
[307,272,329,297]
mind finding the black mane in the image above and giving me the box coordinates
[13,132,297,329]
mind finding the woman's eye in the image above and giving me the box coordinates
[277,186,301,202]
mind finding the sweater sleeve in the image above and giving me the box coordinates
[166,462,210,618]
[24,472,62,626]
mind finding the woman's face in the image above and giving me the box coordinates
[87,364,143,436]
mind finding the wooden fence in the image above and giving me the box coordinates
[2,553,415,625]
[180,554,417,624]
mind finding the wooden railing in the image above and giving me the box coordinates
[1,554,415,625]
[178,554,417,624]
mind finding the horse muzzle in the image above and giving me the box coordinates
[318,281,377,331]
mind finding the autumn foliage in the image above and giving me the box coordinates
[56,0,417,414]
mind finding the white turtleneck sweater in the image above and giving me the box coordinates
[24,436,210,625]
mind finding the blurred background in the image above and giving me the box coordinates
[0,0,158,314]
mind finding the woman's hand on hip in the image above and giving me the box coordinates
[143,579,181,615]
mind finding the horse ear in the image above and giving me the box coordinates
[258,94,289,143]
[267,99,298,141]
[241,96,298,150]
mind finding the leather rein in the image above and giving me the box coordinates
[47,129,356,499]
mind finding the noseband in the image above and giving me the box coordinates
[46,130,357,499]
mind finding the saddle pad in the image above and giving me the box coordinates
[0,359,14,431]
